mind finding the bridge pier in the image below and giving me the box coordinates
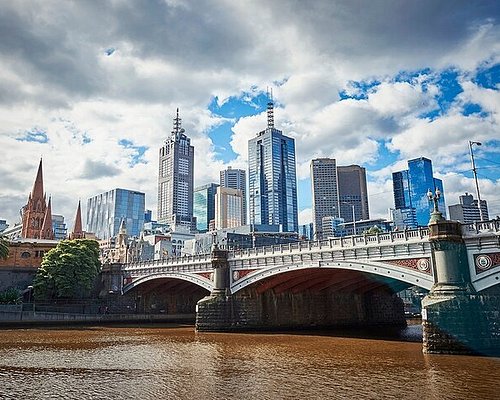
[422,219,499,355]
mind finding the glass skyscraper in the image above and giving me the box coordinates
[86,188,145,240]
[193,183,219,232]
[157,109,196,231]
[392,157,446,228]
[248,100,298,233]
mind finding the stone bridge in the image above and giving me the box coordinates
[113,218,500,355]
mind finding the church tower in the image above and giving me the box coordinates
[69,200,84,239]
[39,196,55,240]
[21,159,49,239]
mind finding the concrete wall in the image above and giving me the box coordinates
[0,268,37,291]
[196,287,405,332]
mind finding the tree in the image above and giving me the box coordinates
[0,236,9,260]
[364,225,383,235]
[33,239,101,300]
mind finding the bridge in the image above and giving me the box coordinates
[111,218,500,355]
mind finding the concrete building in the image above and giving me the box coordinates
[449,192,489,223]
[248,99,298,233]
[392,157,446,228]
[157,109,196,231]
[337,165,370,223]
[0,219,8,233]
[215,187,244,230]
[193,183,219,233]
[52,214,67,240]
[86,189,145,240]
[322,216,345,238]
[220,166,247,225]
[311,158,338,239]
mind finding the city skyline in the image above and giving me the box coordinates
[0,1,499,229]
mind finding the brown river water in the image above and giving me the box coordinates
[0,324,498,400]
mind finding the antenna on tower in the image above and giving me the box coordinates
[267,87,274,129]
[172,108,184,136]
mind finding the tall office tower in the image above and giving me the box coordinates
[220,166,247,225]
[448,192,489,223]
[52,214,67,240]
[392,157,446,229]
[215,187,244,230]
[248,99,298,233]
[86,188,145,240]
[311,158,338,239]
[157,109,196,231]
[193,183,219,232]
[337,165,370,223]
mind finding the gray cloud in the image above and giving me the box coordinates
[80,159,122,179]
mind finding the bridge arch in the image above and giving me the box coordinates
[230,260,433,294]
[123,272,213,294]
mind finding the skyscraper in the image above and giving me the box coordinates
[392,157,446,228]
[193,183,219,233]
[157,109,196,231]
[337,165,370,223]
[311,158,338,239]
[448,192,489,223]
[215,187,244,230]
[220,166,247,225]
[248,99,298,233]
[86,189,145,240]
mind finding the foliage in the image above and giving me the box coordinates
[0,288,21,304]
[364,225,383,235]
[33,239,101,300]
[0,236,9,259]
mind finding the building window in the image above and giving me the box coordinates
[21,251,31,258]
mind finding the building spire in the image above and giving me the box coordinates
[172,107,185,136]
[70,200,83,239]
[32,158,44,200]
[267,88,274,129]
[40,196,54,240]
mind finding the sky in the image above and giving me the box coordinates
[0,0,499,231]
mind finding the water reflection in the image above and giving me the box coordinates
[0,325,498,399]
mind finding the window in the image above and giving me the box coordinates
[21,251,31,258]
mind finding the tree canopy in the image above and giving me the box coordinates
[33,239,101,300]
[0,236,9,260]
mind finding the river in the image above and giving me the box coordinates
[0,324,498,399]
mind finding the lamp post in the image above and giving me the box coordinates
[341,202,356,235]
[427,188,444,224]
[468,140,485,221]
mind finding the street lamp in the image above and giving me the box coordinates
[468,140,485,221]
[427,188,444,224]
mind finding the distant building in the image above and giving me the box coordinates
[311,158,338,239]
[449,192,489,223]
[337,165,370,223]
[157,109,196,231]
[86,189,145,240]
[215,187,244,230]
[339,218,392,236]
[193,183,219,233]
[144,209,152,223]
[322,216,345,238]
[220,167,247,225]
[392,157,446,228]
[248,99,298,233]
[52,214,67,240]
[300,223,314,240]
[0,219,8,233]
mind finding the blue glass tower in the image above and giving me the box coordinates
[392,157,446,228]
[248,100,298,233]
[86,188,145,240]
[193,183,219,232]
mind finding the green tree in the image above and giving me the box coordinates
[0,288,21,304]
[0,236,9,259]
[364,225,383,235]
[33,239,101,300]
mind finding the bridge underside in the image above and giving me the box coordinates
[127,278,209,314]
[197,269,408,331]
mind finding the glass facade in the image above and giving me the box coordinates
[248,104,298,233]
[392,157,446,228]
[86,188,145,240]
[52,214,67,240]
[220,167,247,225]
[193,183,219,232]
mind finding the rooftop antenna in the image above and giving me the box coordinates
[172,107,184,136]
[267,87,274,129]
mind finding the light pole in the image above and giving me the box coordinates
[427,188,444,224]
[468,140,485,221]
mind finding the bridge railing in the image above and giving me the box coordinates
[230,227,429,259]
[462,219,500,236]
[124,253,212,270]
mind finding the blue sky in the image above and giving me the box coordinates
[0,1,498,229]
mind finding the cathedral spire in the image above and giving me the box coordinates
[70,200,84,239]
[32,158,44,200]
[40,196,54,240]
